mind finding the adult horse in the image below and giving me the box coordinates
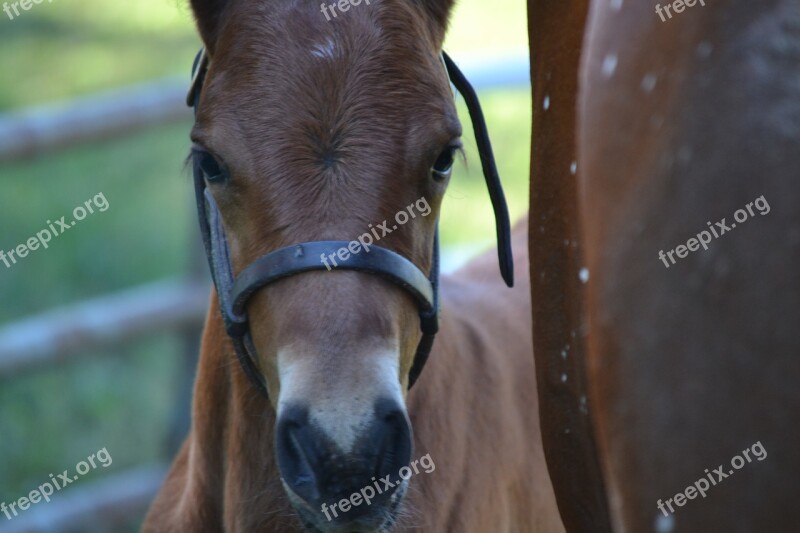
[145,0,563,531]
[530,0,800,531]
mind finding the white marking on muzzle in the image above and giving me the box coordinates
[277,347,405,453]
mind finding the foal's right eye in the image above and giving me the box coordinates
[192,148,228,183]
[431,142,461,182]
[433,148,455,175]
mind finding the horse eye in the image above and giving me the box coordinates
[193,149,226,182]
[432,146,456,180]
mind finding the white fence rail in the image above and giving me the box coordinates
[0,279,209,377]
[0,54,529,161]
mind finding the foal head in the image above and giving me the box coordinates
[188,0,458,530]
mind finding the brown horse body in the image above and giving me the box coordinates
[146,0,563,531]
[527,1,612,531]
[530,0,800,531]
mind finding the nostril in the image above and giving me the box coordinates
[289,426,317,486]
[374,402,412,482]
[276,408,321,503]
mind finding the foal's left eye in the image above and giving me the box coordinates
[192,148,227,183]
[432,145,458,181]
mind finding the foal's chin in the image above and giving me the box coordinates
[285,480,409,533]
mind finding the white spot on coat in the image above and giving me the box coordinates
[650,114,664,129]
[579,268,590,283]
[655,514,675,533]
[602,54,618,78]
[697,41,713,59]
[543,95,551,110]
[678,146,693,164]
[641,73,657,93]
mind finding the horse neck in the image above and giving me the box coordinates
[190,298,286,521]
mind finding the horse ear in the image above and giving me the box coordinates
[190,0,229,52]
[416,0,457,29]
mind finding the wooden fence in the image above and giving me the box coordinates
[0,78,189,161]
[0,278,209,377]
[0,54,528,162]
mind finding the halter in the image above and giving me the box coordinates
[187,48,513,399]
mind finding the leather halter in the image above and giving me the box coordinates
[187,47,513,399]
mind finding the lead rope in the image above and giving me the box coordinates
[441,52,514,288]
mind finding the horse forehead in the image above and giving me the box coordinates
[216,1,440,95]
[199,52,451,174]
[200,5,442,120]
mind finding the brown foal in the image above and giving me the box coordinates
[144,1,562,532]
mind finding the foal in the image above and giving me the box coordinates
[144,1,562,531]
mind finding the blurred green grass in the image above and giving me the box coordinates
[0,0,527,109]
[0,0,530,524]
[0,0,198,109]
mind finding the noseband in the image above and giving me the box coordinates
[187,48,513,399]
